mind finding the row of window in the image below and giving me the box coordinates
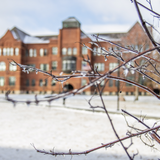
[1,45,149,57]
[0,60,120,73]
[26,79,56,87]
[0,62,17,71]
[0,77,16,86]
[0,48,19,56]
[0,47,109,57]
[62,47,77,55]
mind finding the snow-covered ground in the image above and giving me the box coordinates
[0,94,160,160]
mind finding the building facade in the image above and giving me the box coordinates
[0,17,152,95]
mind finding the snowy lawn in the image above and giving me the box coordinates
[0,96,160,160]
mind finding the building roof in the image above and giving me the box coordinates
[62,17,81,28]
[11,27,50,44]
[8,21,139,44]
[87,32,126,42]
[63,17,80,22]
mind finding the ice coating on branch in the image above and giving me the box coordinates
[123,69,129,77]
[126,62,131,68]
[61,82,63,89]
[96,80,100,84]
[131,69,135,74]
[22,68,26,72]
[81,71,87,77]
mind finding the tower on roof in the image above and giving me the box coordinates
[62,17,81,28]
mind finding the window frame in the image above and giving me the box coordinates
[9,76,16,86]
[52,47,58,55]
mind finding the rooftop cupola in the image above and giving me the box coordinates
[62,17,81,28]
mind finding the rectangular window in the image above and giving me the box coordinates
[62,48,67,55]
[40,64,49,71]
[115,80,119,87]
[94,63,104,71]
[102,47,106,54]
[44,79,48,86]
[68,48,72,55]
[31,79,35,86]
[62,60,67,70]
[52,61,57,70]
[97,48,101,56]
[52,79,56,86]
[73,48,77,55]
[9,62,17,71]
[0,77,4,86]
[100,80,105,87]
[109,63,118,70]
[126,76,134,86]
[71,60,76,70]
[15,48,19,56]
[62,60,76,72]
[81,79,87,86]
[25,49,29,57]
[82,61,90,71]
[93,47,97,56]
[44,49,47,56]
[109,80,113,87]
[9,77,16,86]
[26,79,29,86]
[82,47,87,55]
[52,47,58,55]
[39,79,43,86]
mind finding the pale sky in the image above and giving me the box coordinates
[0,0,159,37]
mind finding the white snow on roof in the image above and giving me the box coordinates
[23,35,49,44]
[87,34,121,42]
[11,30,18,39]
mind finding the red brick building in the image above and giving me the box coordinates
[0,17,152,95]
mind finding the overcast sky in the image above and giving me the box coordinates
[0,0,159,37]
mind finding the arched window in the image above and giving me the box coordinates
[9,62,17,71]
[33,49,37,57]
[15,48,19,56]
[68,48,72,55]
[10,48,14,56]
[40,48,44,56]
[7,48,10,56]
[62,48,67,55]
[29,49,33,57]
[3,48,6,56]
[0,62,6,71]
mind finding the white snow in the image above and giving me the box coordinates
[0,95,160,160]
[11,31,18,39]
[23,35,49,44]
